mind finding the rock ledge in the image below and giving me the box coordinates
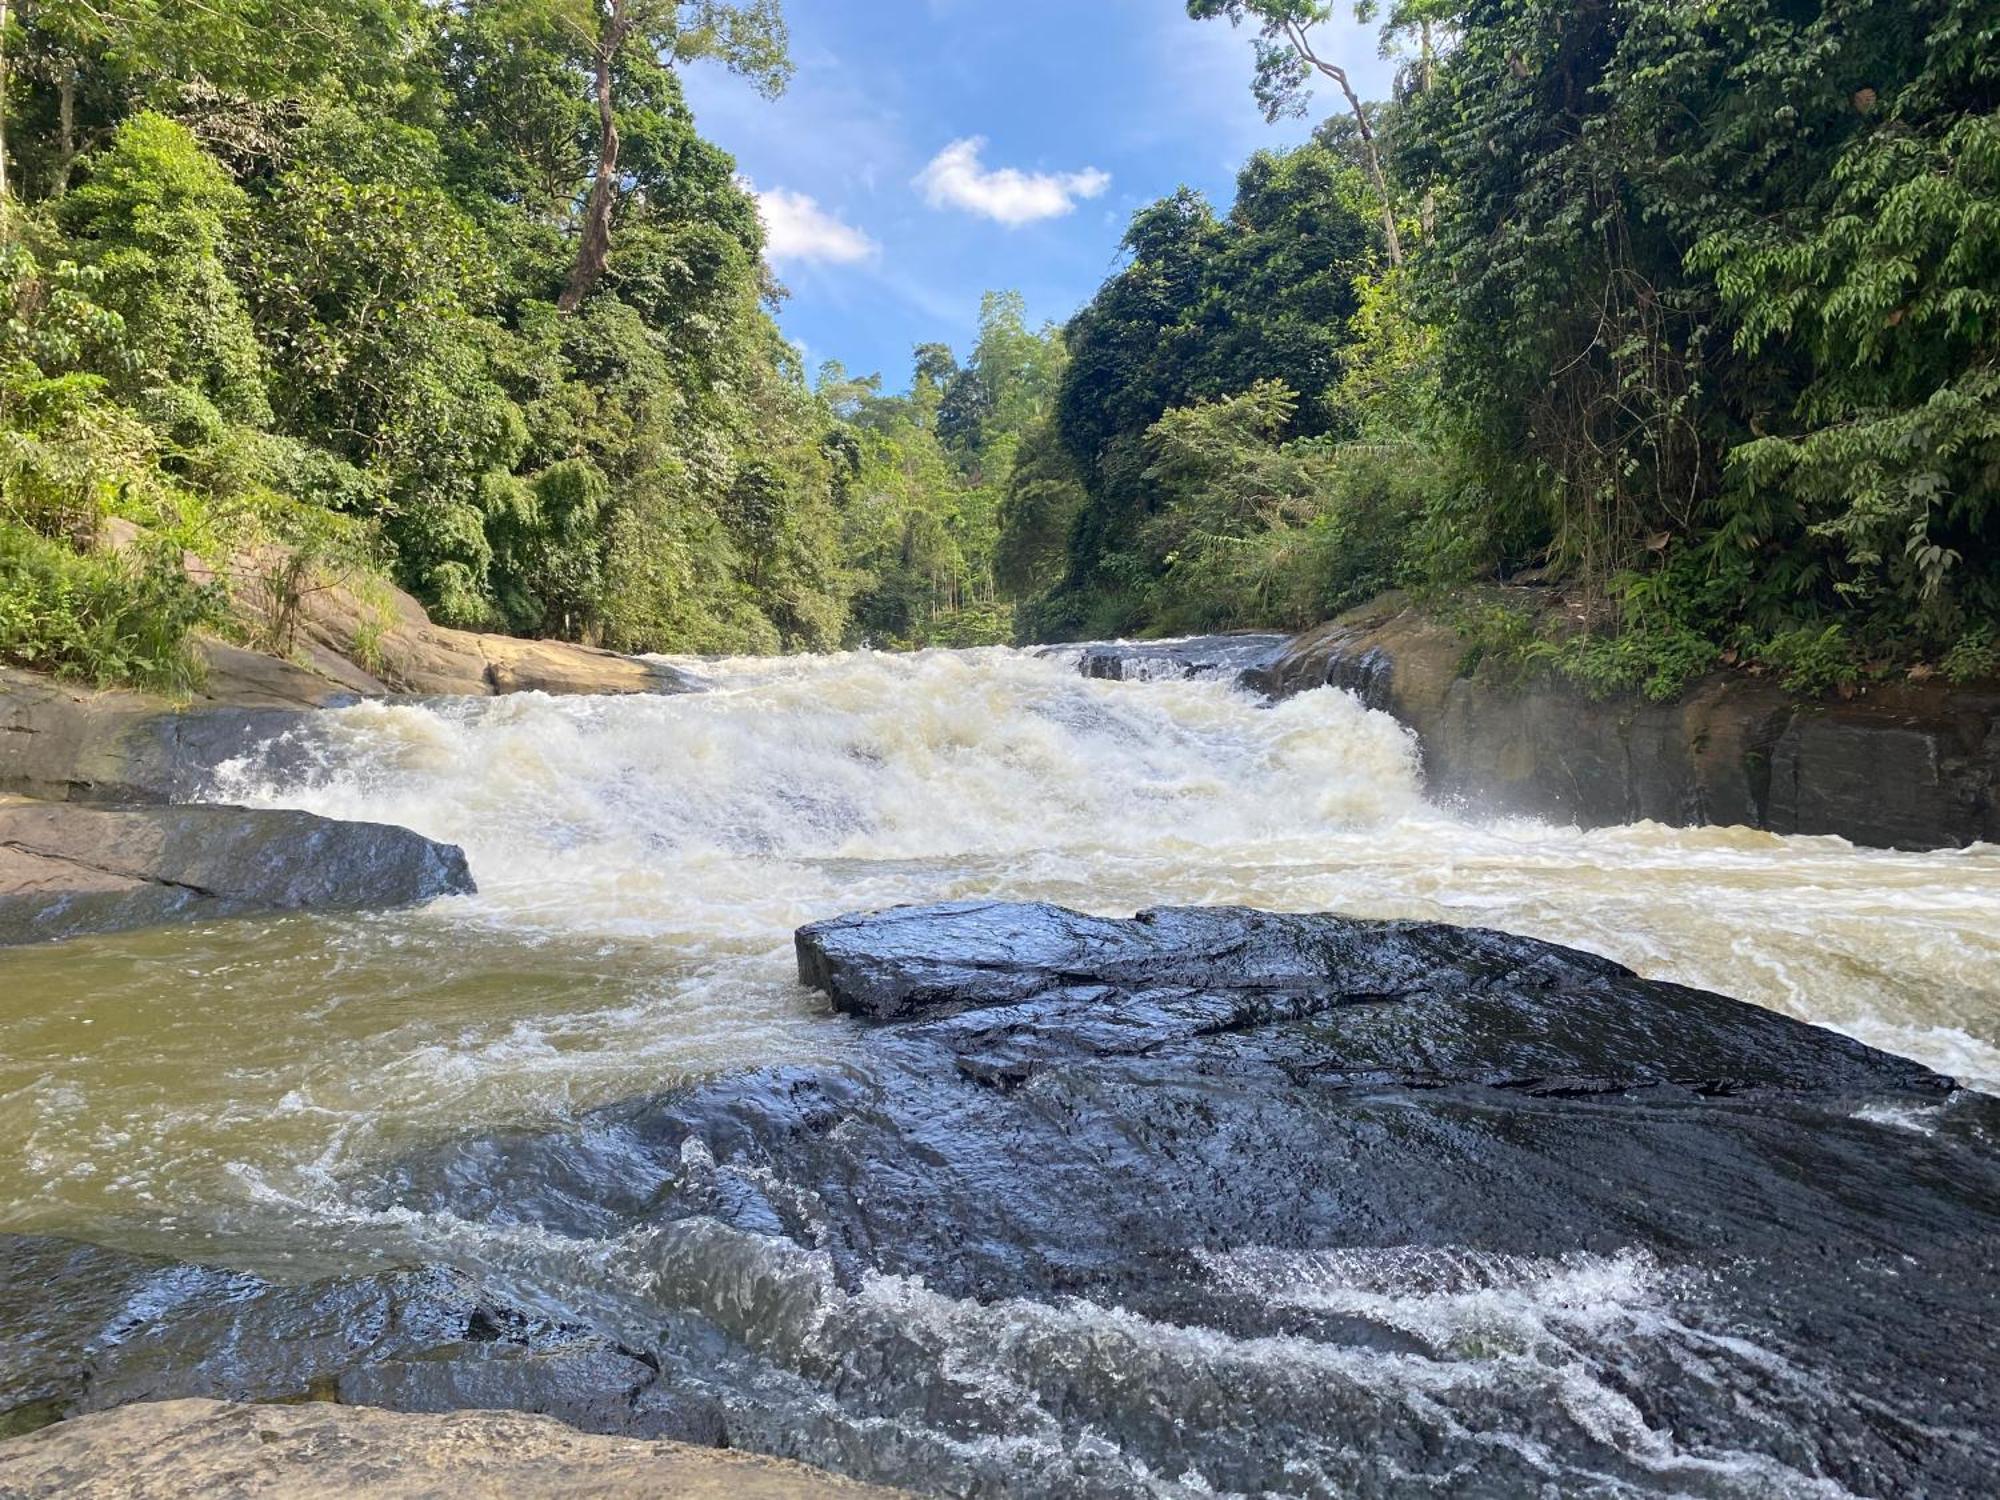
[0,1398,905,1499]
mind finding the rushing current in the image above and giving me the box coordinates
[5,645,1999,1494]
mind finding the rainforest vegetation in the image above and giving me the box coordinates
[0,0,1995,697]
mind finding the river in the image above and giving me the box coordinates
[4,646,1998,1492]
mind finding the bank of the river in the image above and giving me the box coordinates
[0,557,698,946]
[1080,593,1998,853]
[0,1399,907,1499]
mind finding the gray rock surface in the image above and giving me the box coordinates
[0,799,473,945]
[355,901,1998,1497]
[1242,594,2000,849]
[0,1235,721,1446]
[1068,633,1290,684]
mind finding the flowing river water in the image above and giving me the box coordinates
[4,645,2000,1493]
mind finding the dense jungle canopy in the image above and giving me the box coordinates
[0,0,1994,698]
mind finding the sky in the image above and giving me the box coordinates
[680,0,1395,392]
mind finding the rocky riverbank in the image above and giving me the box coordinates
[1073,599,2000,850]
[7,898,1993,1493]
[0,555,692,943]
[334,900,1995,1495]
[0,1399,905,1499]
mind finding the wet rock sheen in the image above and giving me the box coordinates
[0,800,473,945]
[3,902,1993,1496]
[339,901,1998,1497]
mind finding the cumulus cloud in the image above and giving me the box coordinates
[914,138,1111,227]
[750,184,878,266]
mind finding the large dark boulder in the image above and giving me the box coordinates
[343,902,2000,1498]
[0,800,474,945]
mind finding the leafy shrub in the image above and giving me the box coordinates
[1753,625,1862,698]
[1545,626,1721,703]
[1940,628,1998,686]
[0,522,224,695]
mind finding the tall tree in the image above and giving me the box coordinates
[1189,0,1405,265]
[546,0,790,312]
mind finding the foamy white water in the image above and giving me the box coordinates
[232,645,2000,1088]
[3,645,1996,1267]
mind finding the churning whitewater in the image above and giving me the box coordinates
[241,644,2000,1079]
[6,647,2000,1496]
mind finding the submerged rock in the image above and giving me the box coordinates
[342,901,2000,1498]
[0,1399,904,1499]
[0,799,473,945]
[1068,633,1289,685]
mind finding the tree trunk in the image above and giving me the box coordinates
[558,4,626,314]
[1287,20,1402,267]
[56,64,75,191]
[1417,22,1437,248]
[0,0,11,216]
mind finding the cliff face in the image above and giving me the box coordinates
[1247,597,2000,852]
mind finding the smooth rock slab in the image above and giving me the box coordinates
[0,1399,904,1499]
[356,902,2000,1498]
[0,799,473,945]
[0,1235,719,1445]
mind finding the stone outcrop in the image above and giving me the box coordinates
[357,900,1999,1496]
[0,1399,904,1499]
[0,666,326,805]
[0,595,697,808]
[1246,594,2000,850]
[0,1235,720,1445]
[0,799,473,945]
[99,516,699,707]
[1066,632,1290,683]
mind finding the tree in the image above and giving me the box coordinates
[541,0,791,311]
[1189,1,1405,265]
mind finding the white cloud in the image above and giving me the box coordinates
[751,183,879,266]
[914,138,1111,227]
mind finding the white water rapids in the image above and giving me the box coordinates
[5,644,1998,1267]
[6,643,2000,1496]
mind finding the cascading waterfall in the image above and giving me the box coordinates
[228,644,2000,1081]
[4,645,1998,1496]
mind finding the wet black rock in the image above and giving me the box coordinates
[0,800,475,945]
[346,902,2000,1498]
[0,1235,723,1445]
[1067,633,1290,685]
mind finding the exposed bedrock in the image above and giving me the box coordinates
[0,1235,725,1446]
[1064,632,1291,684]
[331,901,2000,1498]
[1243,595,2000,850]
[0,799,473,945]
[0,1399,906,1500]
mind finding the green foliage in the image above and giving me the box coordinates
[0,0,886,678]
[828,295,1072,648]
[1037,139,1380,634]
[1,0,1992,698]
[1753,625,1862,699]
[1941,626,1998,685]
[1399,0,2000,677]
[0,521,223,694]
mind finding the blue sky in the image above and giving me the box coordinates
[681,1,1394,392]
